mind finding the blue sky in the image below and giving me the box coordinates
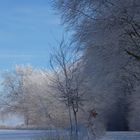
[0,0,66,72]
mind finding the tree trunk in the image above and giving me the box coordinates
[68,105,73,139]
[72,104,78,140]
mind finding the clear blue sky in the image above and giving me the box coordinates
[0,0,65,72]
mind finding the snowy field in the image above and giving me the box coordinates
[0,130,48,140]
[0,130,139,140]
[100,132,140,140]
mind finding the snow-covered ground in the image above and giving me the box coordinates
[101,132,140,140]
[0,130,139,140]
[0,130,48,140]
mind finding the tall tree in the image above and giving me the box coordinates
[50,38,85,139]
[54,0,140,131]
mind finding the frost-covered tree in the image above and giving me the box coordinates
[2,65,33,125]
[50,38,86,138]
[54,0,140,131]
[1,65,53,127]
